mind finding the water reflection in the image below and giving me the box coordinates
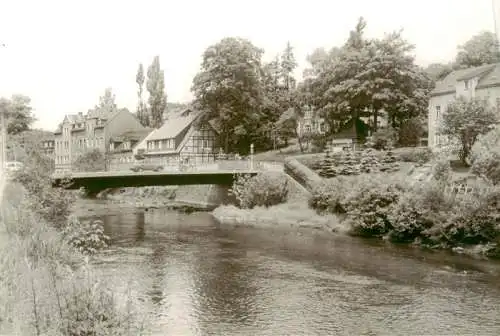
[79,202,500,336]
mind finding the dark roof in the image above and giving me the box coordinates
[111,128,154,142]
[432,63,500,96]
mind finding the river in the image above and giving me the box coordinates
[78,200,500,336]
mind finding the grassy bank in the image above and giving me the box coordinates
[0,182,148,335]
[212,201,346,233]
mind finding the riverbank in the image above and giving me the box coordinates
[0,183,149,335]
[212,201,346,233]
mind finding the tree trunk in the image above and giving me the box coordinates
[373,108,378,133]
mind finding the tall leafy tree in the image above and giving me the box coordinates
[455,31,500,69]
[424,62,453,82]
[280,41,297,91]
[0,94,36,135]
[147,56,167,128]
[191,37,265,153]
[441,97,498,165]
[135,63,148,126]
[306,17,431,140]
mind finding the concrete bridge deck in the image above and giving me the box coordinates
[52,160,284,194]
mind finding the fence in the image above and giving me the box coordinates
[443,183,492,197]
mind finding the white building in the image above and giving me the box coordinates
[428,63,500,151]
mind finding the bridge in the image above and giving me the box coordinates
[52,160,284,195]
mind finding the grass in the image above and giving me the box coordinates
[0,183,149,335]
[212,201,347,233]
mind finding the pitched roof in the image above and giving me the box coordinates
[111,128,154,142]
[432,63,500,96]
[147,112,200,141]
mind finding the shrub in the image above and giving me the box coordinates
[471,127,500,184]
[63,216,110,255]
[387,182,454,244]
[366,128,397,150]
[73,148,107,172]
[431,158,452,183]
[394,147,433,163]
[231,172,289,209]
[398,117,424,147]
[342,175,406,237]
[309,174,406,237]
[308,177,350,214]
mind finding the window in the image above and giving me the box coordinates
[464,80,469,90]
[436,106,441,121]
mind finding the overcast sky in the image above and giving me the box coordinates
[0,0,498,130]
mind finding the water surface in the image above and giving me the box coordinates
[79,200,500,336]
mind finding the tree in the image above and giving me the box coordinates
[191,37,265,153]
[441,96,498,165]
[455,31,500,69]
[280,41,297,91]
[136,63,148,126]
[424,63,453,82]
[0,94,36,135]
[73,149,107,172]
[306,17,431,140]
[146,56,167,128]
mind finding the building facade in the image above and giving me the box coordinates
[141,108,218,167]
[108,128,153,171]
[296,107,328,137]
[54,109,145,172]
[40,138,55,158]
[428,63,500,150]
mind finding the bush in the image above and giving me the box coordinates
[231,172,289,209]
[398,117,424,147]
[366,128,397,150]
[73,148,107,172]
[387,182,454,244]
[431,158,452,183]
[394,147,433,163]
[471,127,500,184]
[63,216,110,255]
[309,175,406,237]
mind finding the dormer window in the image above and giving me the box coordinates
[464,80,469,90]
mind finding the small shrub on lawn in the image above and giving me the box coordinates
[231,172,289,209]
[431,158,452,183]
[308,177,350,214]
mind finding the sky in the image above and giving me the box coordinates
[0,0,498,131]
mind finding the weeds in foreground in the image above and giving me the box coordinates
[0,185,149,335]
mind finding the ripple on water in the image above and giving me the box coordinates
[80,201,500,336]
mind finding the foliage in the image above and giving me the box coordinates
[136,63,148,126]
[309,175,405,236]
[398,117,425,147]
[431,158,452,183]
[366,127,397,150]
[231,172,289,209]
[13,134,74,226]
[0,188,147,335]
[394,147,433,163]
[440,96,497,164]
[146,56,167,128]
[63,216,110,255]
[455,31,500,69]
[192,37,266,153]
[423,62,453,82]
[0,94,36,135]
[471,125,500,184]
[305,18,431,139]
[73,148,107,172]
